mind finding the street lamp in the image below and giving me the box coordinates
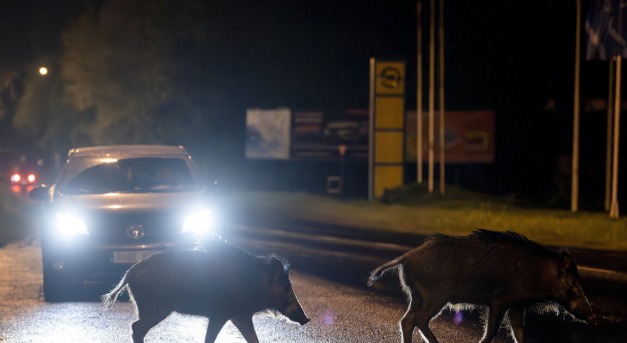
[38,66,48,76]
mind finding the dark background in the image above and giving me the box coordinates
[0,0,623,210]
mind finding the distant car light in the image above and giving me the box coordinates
[181,209,215,236]
[10,173,21,184]
[9,172,37,185]
[54,213,89,236]
[27,173,36,183]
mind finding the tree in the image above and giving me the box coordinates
[60,0,175,145]
[12,0,206,148]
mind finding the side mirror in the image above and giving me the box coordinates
[29,185,50,202]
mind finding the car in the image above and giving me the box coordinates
[10,170,38,186]
[29,145,218,301]
[1,149,46,193]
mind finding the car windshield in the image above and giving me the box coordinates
[59,157,199,195]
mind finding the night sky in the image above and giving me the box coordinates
[0,0,583,110]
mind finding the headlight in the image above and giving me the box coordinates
[54,213,89,236]
[181,209,215,236]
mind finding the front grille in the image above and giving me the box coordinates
[86,210,183,244]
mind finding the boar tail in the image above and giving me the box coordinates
[368,255,405,286]
[101,270,131,309]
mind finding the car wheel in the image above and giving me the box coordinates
[40,239,75,302]
[41,257,71,302]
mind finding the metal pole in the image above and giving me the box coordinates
[609,56,621,219]
[428,0,435,193]
[571,0,581,212]
[438,0,445,195]
[605,60,615,211]
[417,1,424,184]
[368,58,376,201]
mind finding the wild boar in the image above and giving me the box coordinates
[368,229,593,343]
[102,241,309,343]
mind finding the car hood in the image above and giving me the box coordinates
[53,191,207,212]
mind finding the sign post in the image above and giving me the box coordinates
[369,59,406,201]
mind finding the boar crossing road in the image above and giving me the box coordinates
[0,227,625,342]
[368,229,594,343]
[102,240,309,343]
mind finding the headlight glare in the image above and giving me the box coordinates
[54,213,89,236]
[181,209,215,236]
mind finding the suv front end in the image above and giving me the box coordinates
[30,145,217,301]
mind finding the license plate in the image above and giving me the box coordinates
[113,251,157,264]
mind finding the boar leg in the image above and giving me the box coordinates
[131,309,170,343]
[204,317,228,343]
[508,306,525,343]
[401,296,442,343]
[231,315,260,343]
[479,302,507,343]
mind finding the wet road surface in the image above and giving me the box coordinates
[1,228,625,342]
[0,243,504,343]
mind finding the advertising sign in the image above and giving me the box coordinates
[406,110,495,164]
[245,108,291,160]
[291,109,368,160]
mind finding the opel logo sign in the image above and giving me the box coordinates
[127,225,145,239]
[379,66,402,89]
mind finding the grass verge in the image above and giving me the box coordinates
[226,186,627,251]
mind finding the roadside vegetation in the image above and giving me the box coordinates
[227,184,627,252]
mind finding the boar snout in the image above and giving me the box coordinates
[285,301,310,325]
[564,283,594,322]
[569,298,594,322]
[291,312,310,326]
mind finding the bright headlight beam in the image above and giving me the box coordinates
[55,213,89,236]
[181,209,214,236]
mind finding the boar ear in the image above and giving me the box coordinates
[269,255,288,278]
[558,251,578,275]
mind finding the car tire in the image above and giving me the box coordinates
[40,240,74,302]
[41,256,71,302]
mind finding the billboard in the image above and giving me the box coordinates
[406,110,495,164]
[290,109,369,160]
[244,107,494,164]
[245,108,291,160]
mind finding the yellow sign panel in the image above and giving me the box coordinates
[375,132,403,163]
[375,97,404,129]
[369,59,405,201]
[374,165,404,198]
[375,62,406,95]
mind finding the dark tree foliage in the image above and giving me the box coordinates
[12,0,217,150]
